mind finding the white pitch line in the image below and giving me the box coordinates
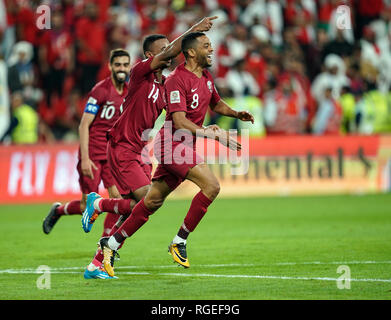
[141,272,391,283]
[0,269,390,283]
[1,260,391,274]
[114,260,391,268]
[68,260,391,269]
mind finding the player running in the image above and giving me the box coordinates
[81,17,219,278]
[97,32,254,276]
[42,49,131,278]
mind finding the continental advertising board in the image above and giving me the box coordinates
[0,135,390,203]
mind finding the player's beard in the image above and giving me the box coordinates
[198,54,212,68]
[113,71,127,84]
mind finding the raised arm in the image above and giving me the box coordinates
[150,16,218,70]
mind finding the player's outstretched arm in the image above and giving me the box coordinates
[79,113,98,179]
[172,111,241,151]
[210,99,254,124]
[150,16,218,70]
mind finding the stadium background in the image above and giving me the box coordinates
[0,0,391,202]
[0,0,391,302]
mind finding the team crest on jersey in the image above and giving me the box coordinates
[170,90,180,103]
[207,80,213,93]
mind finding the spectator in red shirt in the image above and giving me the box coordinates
[246,48,267,97]
[263,73,307,135]
[215,40,232,79]
[138,2,176,36]
[11,0,39,45]
[356,0,383,39]
[51,88,82,141]
[75,1,106,94]
[39,10,74,107]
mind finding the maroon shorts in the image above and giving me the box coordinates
[152,142,204,191]
[107,142,152,195]
[77,158,116,194]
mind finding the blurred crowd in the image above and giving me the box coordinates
[1,0,391,144]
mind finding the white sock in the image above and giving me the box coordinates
[108,236,121,250]
[87,263,98,271]
[93,198,102,212]
[172,235,186,245]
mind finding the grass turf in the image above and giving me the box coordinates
[0,193,390,300]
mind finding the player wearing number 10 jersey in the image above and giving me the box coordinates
[43,49,131,249]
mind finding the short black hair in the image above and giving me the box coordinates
[182,32,206,58]
[109,49,130,65]
[142,34,167,54]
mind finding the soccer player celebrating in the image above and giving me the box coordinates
[81,17,219,278]
[97,32,254,276]
[42,49,131,266]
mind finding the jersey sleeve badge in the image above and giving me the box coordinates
[207,80,213,93]
[170,90,181,104]
[84,97,99,115]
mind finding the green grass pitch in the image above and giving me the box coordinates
[0,193,390,300]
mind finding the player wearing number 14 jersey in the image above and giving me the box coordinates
[43,50,131,260]
[102,17,217,202]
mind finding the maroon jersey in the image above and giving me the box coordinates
[107,57,167,154]
[83,77,128,160]
[162,63,221,146]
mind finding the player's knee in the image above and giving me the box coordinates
[144,196,164,212]
[212,181,221,198]
[111,191,121,199]
[203,180,220,200]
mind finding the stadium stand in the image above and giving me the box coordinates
[1,0,391,143]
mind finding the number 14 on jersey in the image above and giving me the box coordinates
[148,84,159,103]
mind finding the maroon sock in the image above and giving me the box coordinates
[113,198,155,243]
[101,213,121,237]
[178,191,213,239]
[92,250,104,266]
[56,201,82,216]
[93,217,125,264]
[97,198,133,215]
